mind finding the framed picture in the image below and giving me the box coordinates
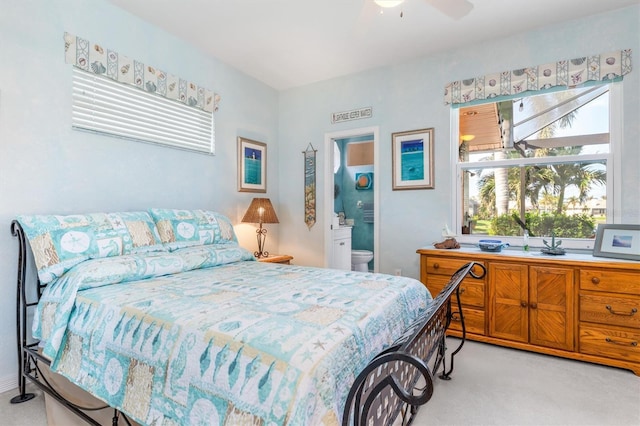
[392,128,434,190]
[238,137,267,193]
[593,224,640,261]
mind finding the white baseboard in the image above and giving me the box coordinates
[0,374,18,394]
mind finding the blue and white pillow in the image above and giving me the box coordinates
[149,208,238,251]
[17,211,165,284]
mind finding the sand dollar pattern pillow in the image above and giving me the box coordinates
[149,208,210,251]
[17,214,107,284]
[17,211,166,284]
[149,208,238,250]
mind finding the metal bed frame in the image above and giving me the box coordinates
[342,261,486,425]
[10,219,485,425]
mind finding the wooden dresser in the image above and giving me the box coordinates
[417,247,640,375]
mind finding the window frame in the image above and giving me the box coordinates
[450,82,622,250]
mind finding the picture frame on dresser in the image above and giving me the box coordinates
[593,224,640,261]
[238,137,267,193]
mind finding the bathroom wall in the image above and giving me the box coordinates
[335,136,374,270]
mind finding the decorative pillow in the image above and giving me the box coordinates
[149,208,211,251]
[17,211,166,284]
[149,208,238,250]
[106,211,165,255]
[210,211,238,243]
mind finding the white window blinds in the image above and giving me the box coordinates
[72,68,215,154]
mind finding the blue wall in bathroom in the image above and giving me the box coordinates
[335,137,374,270]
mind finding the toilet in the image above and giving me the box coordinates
[351,250,374,272]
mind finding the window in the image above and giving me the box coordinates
[455,84,619,247]
[72,68,214,154]
[333,141,341,173]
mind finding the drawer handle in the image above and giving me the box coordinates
[530,302,538,309]
[459,287,466,294]
[591,277,600,285]
[605,337,638,347]
[521,301,528,308]
[605,305,638,316]
[339,242,345,246]
[451,313,461,322]
[433,263,440,269]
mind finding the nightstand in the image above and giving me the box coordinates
[257,254,293,264]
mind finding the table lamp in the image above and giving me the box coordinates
[241,198,279,258]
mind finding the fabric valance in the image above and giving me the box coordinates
[444,49,632,106]
[64,32,220,113]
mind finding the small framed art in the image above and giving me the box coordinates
[392,128,434,190]
[238,137,267,193]
[593,224,640,261]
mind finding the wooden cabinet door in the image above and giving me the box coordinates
[529,266,574,351]
[489,262,528,342]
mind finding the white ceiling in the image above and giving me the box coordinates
[108,0,639,91]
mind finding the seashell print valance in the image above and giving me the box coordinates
[444,49,632,106]
[64,32,220,113]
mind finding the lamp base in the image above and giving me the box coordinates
[255,226,269,259]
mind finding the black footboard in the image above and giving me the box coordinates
[342,261,486,426]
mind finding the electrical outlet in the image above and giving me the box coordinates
[394,269,402,276]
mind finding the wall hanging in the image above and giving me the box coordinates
[355,172,373,190]
[303,143,317,229]
[238,137,267,193]
[392,128,435,190]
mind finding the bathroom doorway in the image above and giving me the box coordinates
[323,126,379,272]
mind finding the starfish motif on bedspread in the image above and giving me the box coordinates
[313,340,326,351]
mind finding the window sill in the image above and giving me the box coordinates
[454,234,597,252]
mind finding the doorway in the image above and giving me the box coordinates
[323,126,379,271]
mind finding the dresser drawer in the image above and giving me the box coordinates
[580,324,640,363]
[580,270,640,296]
[426,257,485,278]
[428,275,485,308]
[450,307,485,335]
[580,294,640,329]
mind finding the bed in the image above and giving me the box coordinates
[10,209,485,425]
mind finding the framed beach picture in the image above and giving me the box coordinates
[392,128,434,190]
[593,224,640,261]
[238,137,267,193]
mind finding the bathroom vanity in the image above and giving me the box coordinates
[417,247,640,375]
[332,226,352,271]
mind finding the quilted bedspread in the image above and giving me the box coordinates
[33,244,431,425]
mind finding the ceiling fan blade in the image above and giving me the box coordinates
[425,0,474,20]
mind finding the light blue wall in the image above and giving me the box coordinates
[277,5,640,277]
[0,0,279,383]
